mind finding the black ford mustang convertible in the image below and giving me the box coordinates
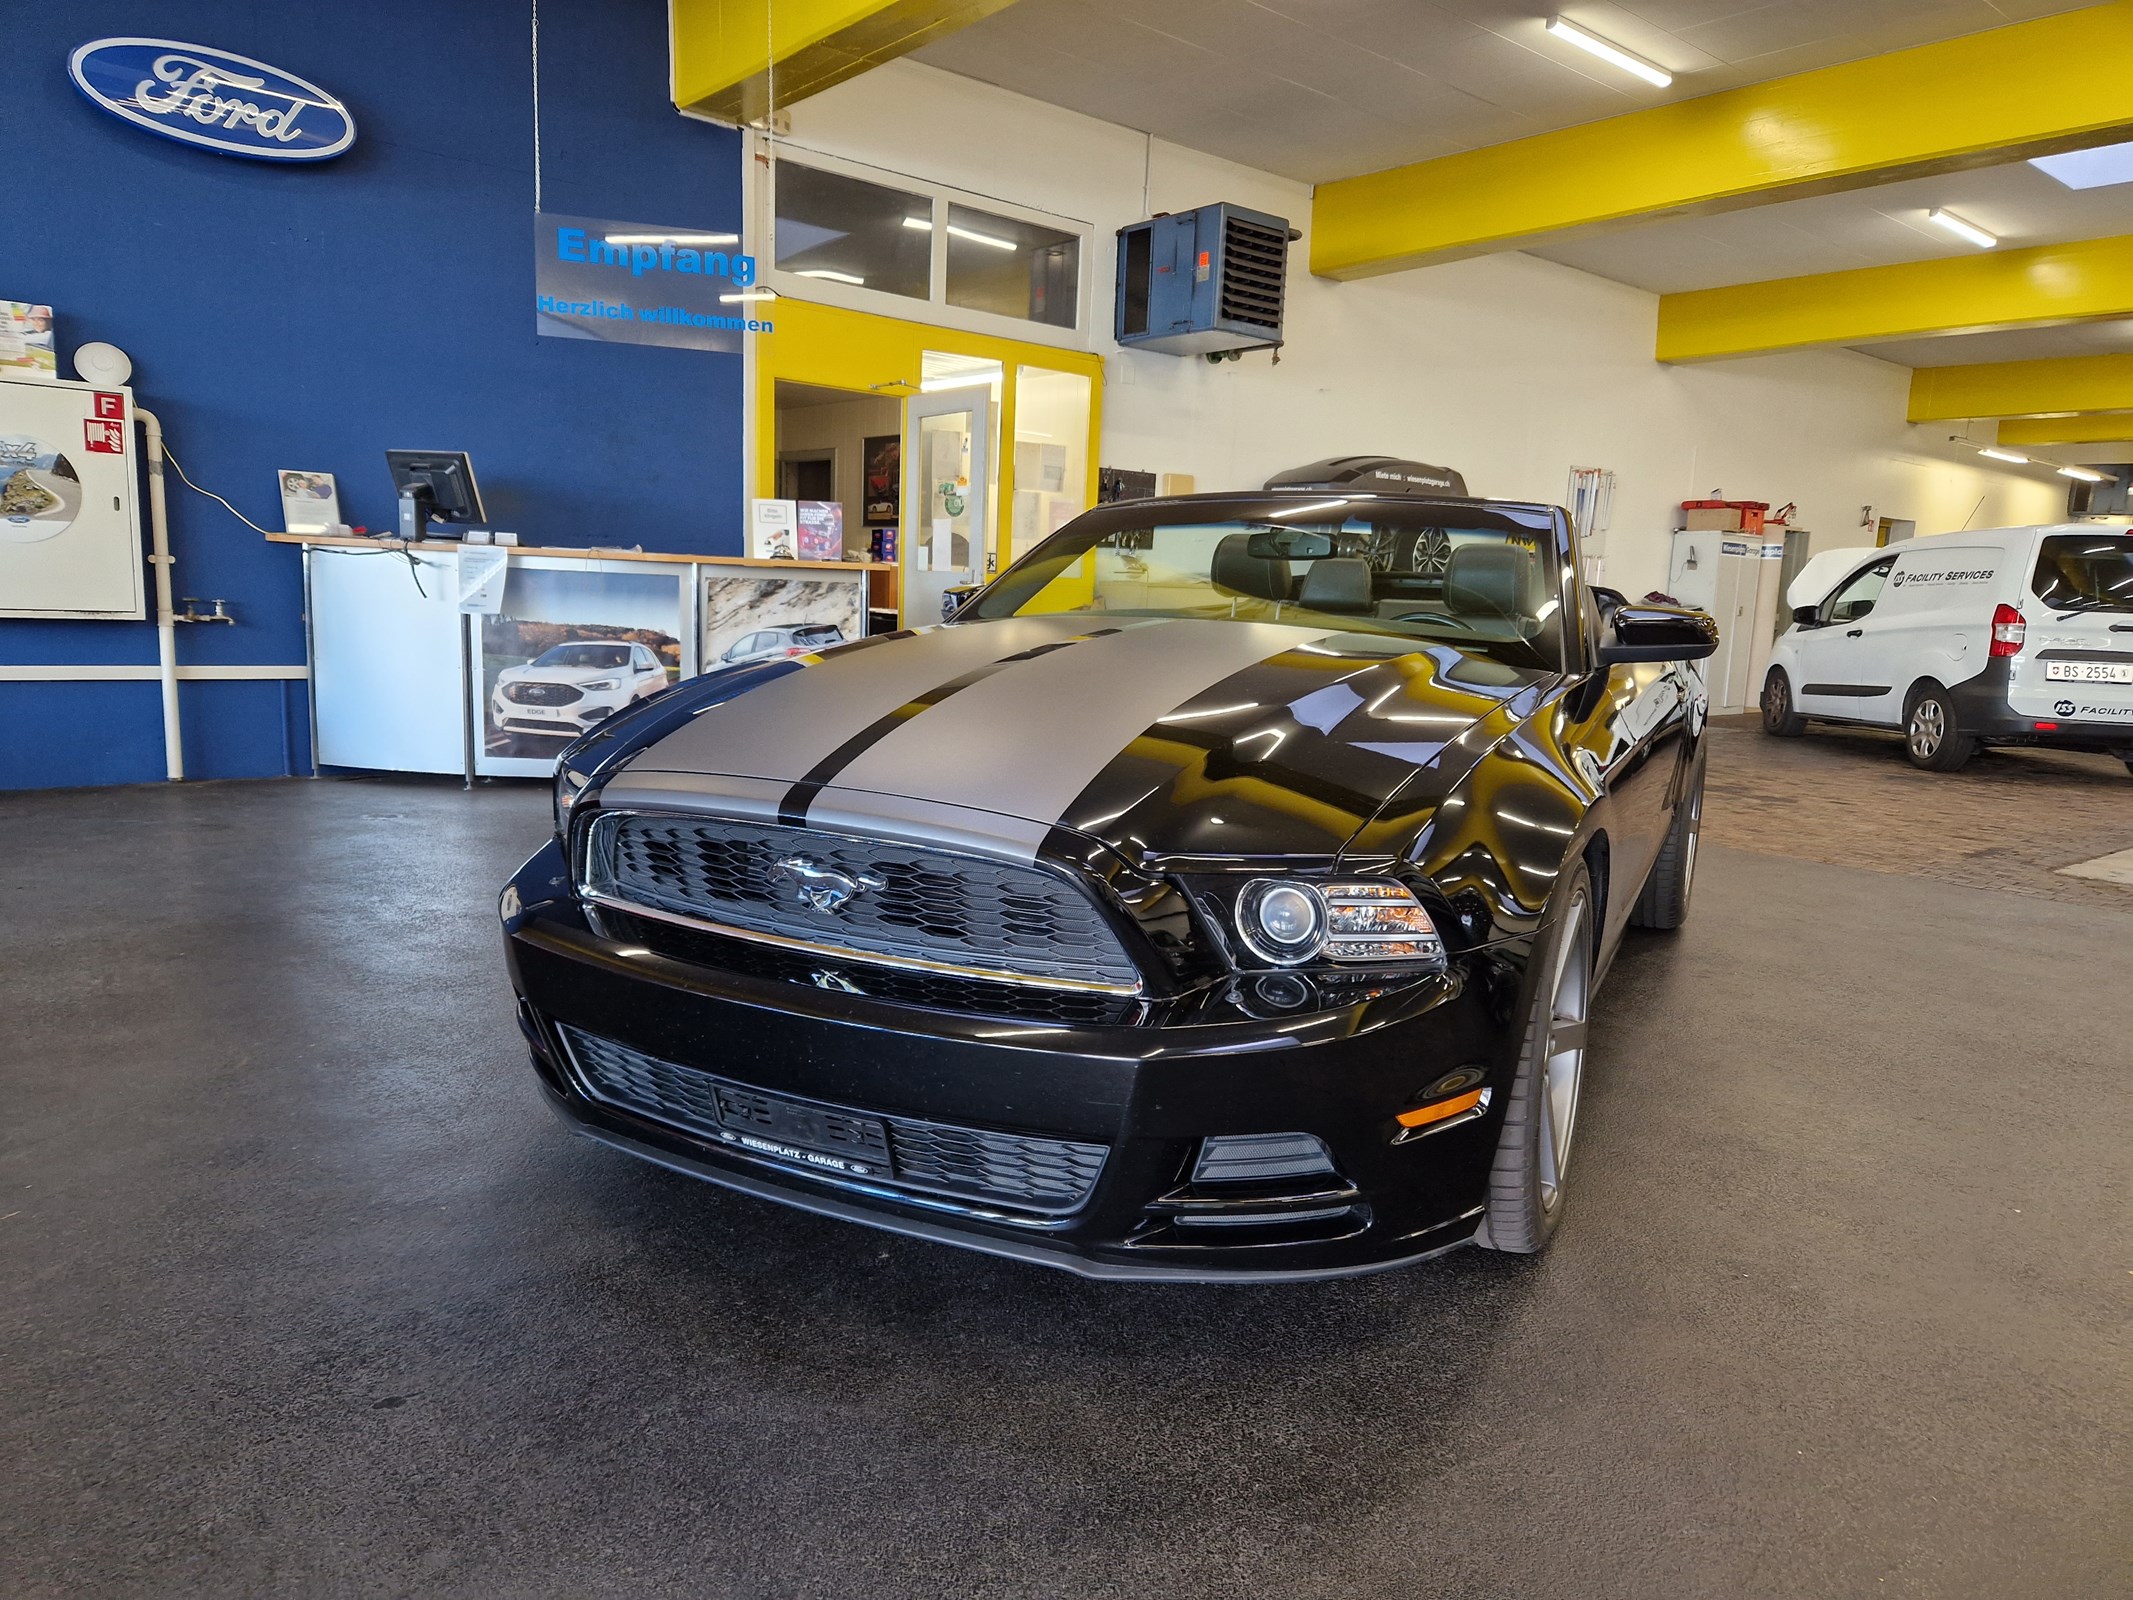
[500,463,1718,1279]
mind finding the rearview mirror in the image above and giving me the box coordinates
[1598,604,1720,665]
[1246,528,1335,560]
[1791,603,1820,627]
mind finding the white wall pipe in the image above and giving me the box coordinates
[134,406,183,780]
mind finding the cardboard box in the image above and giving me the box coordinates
[1681,499,1769,533]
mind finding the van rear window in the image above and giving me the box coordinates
[2031,534,2133,612]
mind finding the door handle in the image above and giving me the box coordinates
[1845,628,1863,637]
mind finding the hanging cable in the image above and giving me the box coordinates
[164,442,429,596]
[531,0,543,213]
[160,444,276,536]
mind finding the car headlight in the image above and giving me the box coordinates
[553,765,591,833]
[579,678,619,692]
[1236,879,1444,967]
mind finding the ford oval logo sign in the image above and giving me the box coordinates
[68,38,355,162]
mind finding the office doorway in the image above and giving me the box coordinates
[752,299,1104,627]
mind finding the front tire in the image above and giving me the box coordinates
[1903,684,1976,772]
[1761,668,1806,736]
[1477,860,1595,1255]
[1631,764,1702,930]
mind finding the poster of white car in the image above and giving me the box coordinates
[489,640,670,741]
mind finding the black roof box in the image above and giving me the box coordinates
[1264,455,1468,497]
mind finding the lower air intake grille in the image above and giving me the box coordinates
[562,1027,1109,1215]
[584,811,1141,992]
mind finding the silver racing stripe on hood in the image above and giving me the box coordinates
[818,618,1342,831]
[618,615,1108,785]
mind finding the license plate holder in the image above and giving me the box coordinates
[2044,660,2133,684]
[710,1084,893,1180]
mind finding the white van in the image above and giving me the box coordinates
[1761,524,2133,773]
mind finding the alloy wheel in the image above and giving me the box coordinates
[1908,698,1945,761]
[1765,676,1787,720]
[1537,889,1592,1213]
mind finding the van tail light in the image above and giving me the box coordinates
[1989,603,2027,657]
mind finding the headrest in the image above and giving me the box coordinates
[1212,532,1291,602]
[1445,544,1537,620]
[1297,556,1375,614]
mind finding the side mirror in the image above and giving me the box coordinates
[1791,604,1820,627]
[1597,603,1720,665]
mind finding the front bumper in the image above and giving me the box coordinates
[503,842,1530,1281]
[493,692,628,738]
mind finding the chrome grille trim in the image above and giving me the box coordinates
[579,809,1144,995]
[558,1026,1110,1216]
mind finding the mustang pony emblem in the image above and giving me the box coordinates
[769,857,885,915]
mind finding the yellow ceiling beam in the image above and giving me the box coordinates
[1998,413,2133,446]
[672,0,1021,122]
[1312,1,2133,281]
[1909,353,2133,421]
[1659,233,2133,363]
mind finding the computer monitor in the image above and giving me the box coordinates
[385,450,486,540]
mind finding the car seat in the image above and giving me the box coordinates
[1295,556,1375,614]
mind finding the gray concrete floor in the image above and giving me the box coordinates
[3,773,2130,1598]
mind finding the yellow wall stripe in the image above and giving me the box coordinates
[1313,1,2133,280]
[1997,413,2133,446]
[672,0,1022,122]
[1659,233,2133,363]
[1909,352,2133,421]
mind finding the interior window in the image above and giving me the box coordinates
[773,161,931,300]
[1822,559,1894,624]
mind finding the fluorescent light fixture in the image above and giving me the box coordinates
[918,376,994,393]
[1927,208,1997,249]
[902,214,1016,250]
[796,269,865,284]
[2029,140,2133,190]
[719,290,779,304]
[2058,464,2107,481]
[1978,447,2030,464]
[1545,17,1671,87]
[946,223,1015,251]
[604,232,738,245]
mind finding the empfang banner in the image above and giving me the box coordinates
[534,212,765,354]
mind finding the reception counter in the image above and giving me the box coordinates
[274,533,892,779]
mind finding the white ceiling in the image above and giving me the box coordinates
[1530,156,2133,294]
[915,0,2133,372]
[1529,151,2133,369]
[1863,319,2133,369]
[913,0,2089,186]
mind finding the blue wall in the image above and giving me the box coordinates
[0,0,744,789]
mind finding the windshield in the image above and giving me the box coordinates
[533,643,633,669]
[793,625,842,643]
[970,495,1571,670]
[2032,534,2133,612]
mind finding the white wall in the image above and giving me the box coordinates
[782,62,2061,599]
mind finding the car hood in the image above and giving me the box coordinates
[604,616,1550,865]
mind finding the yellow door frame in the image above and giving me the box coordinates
[753,299,1104,621]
